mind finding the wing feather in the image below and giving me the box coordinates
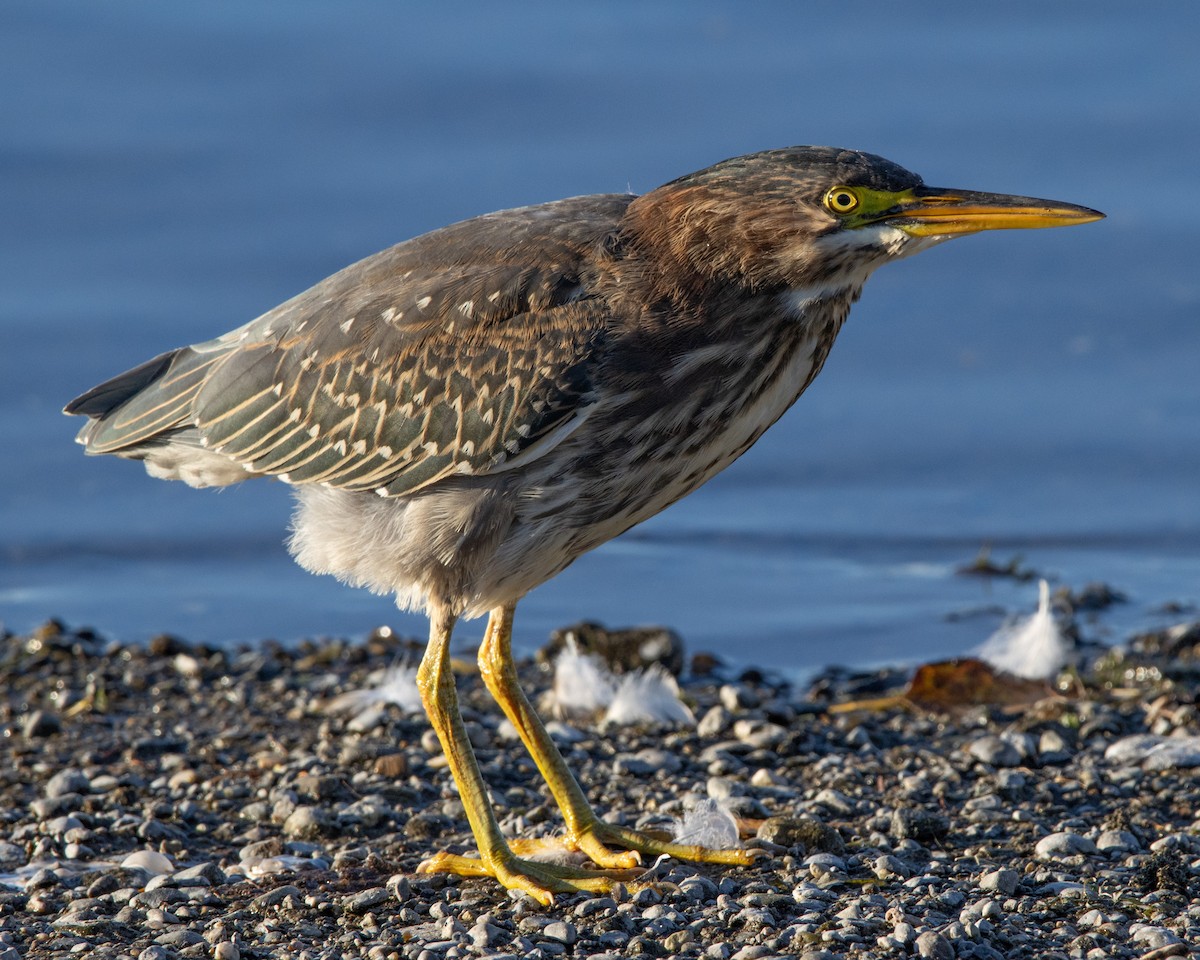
[67,194,633,496]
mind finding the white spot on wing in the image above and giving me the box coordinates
[416,296,432,310]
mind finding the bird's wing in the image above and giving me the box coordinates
[69,195,632,497]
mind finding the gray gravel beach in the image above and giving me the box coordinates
[2,612,1198,960]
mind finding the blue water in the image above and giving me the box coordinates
[3,2,1198,672]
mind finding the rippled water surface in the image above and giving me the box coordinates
[3,2,1198,672]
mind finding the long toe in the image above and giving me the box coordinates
[417,849,642,906]
[584,821,764,867]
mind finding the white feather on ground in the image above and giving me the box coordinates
[672,798,741,849]
[978,580,1067,680]
[552,645,694,727]
[325,663,423,716]
[552,643,617,717]
[604,664,695,727]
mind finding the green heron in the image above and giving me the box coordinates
[66,146,1102,903]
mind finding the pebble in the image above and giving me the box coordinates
[251,884,302,910]
[979,868,1019,894]
[44,768,90,798]
[697,705,731,738]
[282,804,329,839]
[812,788,855,815]
[914,930,954,960]
[121,850,174,875]
[805,852,847,882]
[719,683,757,710]
[22,709,61,738]
[872,854,912,879]
[1107,733,1200,769]
[890,808,950,842]
[0,842,23,867]
[1131,925,1183,949]
[344,886,391,914]
[1096,828,1140,852]
[4,620,1200,960]
[1035,831,1099,859]
[729,945,770,960]
[757,816,844,853]
[43,814,83,837]
[542,921,577,945]
[612,754,655,776]
[156,929,205,948]
[967,735,1022,767]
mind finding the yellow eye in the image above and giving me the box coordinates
[825,187,860,214]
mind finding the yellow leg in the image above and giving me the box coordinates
[413,604,639,904]
[476,602,759,869]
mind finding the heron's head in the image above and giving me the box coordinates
[626,146,1103,296]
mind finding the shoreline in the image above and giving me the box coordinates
[1,620,1198,959]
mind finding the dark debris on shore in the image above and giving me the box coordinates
[1,615,1199,960]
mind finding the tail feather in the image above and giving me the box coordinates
[64,350,176,417]
[65,346,228,455]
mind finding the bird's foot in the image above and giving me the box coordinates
[416,845,641,906]
[417,824,761,904]
[572,819,763,868]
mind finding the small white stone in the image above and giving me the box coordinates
[1035,831,1098,859]
[697,705,730,738]
[121,850,175,875]
[750,767,786,788]
[214,942,241,960]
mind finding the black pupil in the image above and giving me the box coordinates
[836,193,852,207]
